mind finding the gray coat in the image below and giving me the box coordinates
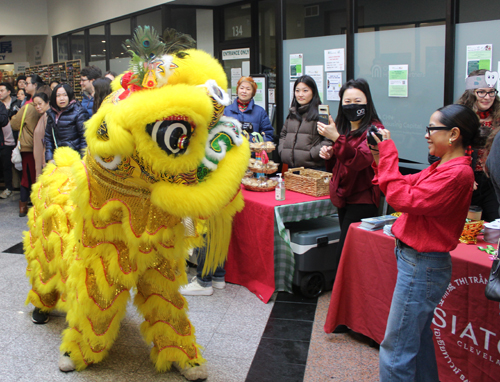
[278,105,332,168]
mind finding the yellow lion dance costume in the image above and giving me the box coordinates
[24,27,249,380]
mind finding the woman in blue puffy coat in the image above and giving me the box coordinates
[45,83,89,163]
[223,76,274,141]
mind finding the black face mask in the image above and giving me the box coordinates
[342,104,367,122]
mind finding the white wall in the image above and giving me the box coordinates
[46,0,171,36]
[0,0,49,35]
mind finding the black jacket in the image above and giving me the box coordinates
[45,101,89,161]
[0,102,8,146]
[7,96,22,120]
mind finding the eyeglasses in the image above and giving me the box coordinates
[425,126,453,135]
[476,89,498,98]
[80,77,89,83]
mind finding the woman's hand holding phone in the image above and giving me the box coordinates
[317,115,340,142]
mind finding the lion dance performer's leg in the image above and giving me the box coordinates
[135,234,205,374]
[59,202,135,371]
[25,163,75,318]
[60,251,131,370]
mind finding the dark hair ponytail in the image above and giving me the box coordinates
[437,104,482,148]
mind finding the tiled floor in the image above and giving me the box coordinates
[0,189,379,381]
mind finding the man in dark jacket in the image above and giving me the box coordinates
[0,101,12,198]
[0,83,19,199]
[80,65,102,117]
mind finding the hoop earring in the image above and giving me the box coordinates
[449,138,452,146]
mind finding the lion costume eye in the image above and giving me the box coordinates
[146,119,192,155]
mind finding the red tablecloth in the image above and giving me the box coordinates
[324,223,500,382]
[225,186,329,303]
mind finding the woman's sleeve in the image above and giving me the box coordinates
[278,119,289,156]
[10,105,26,131]
[259,109,274,142]
[44,116,55,161]
[332,135,374,170]
[376,140,472,216]
[77,109,90,153]
[310,132,332,161]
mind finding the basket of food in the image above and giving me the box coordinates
[247,132,276,153]
[242,177,278,192]
[248,158,279,174]
[459,219,484,244]
[284,167,332,197]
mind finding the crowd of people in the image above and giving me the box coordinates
[0,66,113,216]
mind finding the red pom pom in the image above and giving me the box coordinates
[121,71,133,90]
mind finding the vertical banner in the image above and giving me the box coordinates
[388,64,409,97]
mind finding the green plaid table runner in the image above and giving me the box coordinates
[274,199,337,292]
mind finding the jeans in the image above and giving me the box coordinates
[379,241,452,382]
[195,245,225,287]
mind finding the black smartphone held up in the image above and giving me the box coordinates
[366,125,383,146]
[318,105,330,124]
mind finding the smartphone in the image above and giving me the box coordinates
[318,105,330,124]
[366,125,383,146]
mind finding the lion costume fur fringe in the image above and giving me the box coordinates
[24,47,250,372]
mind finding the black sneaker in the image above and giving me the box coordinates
[32,307,49,324]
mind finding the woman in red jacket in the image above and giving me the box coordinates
[318,78,383,288]
[370,104,481,381]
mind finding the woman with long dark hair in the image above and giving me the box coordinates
[44,83,89,164]
[278,75,331,169]
[92,77,112,115]
[456,69,500,222]
[370,104,481,381]
[32,89,52,179]
[318,78,383,290]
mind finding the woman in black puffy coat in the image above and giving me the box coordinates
[45,83,89,163]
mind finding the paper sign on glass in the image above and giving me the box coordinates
[290,53,303,79]
[305,65,324,102]
[324,49,345,72]
[466,44,492,77]
[388,65,408,98]
[327,72,342,101]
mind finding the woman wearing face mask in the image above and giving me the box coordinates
[456,69,500,222]
[279,75,331,169]
[224,76,274,141]
[32,88,52,179]
[318,78,383,293]
[45,83,89,164]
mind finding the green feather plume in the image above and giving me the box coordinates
[162,28,196,55]
[123,26,166,60]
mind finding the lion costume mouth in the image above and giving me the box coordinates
[145,116,195,155]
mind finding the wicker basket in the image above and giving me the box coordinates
[284,167,332,197]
